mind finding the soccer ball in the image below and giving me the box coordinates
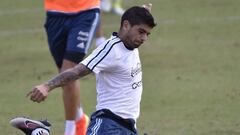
[31,128,50,135]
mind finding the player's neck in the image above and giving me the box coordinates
[118,31,134,50]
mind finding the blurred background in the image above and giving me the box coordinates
[0,0,240,134]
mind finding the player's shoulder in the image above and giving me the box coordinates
[96,36,121,51]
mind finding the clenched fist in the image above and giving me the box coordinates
[27,84,49,103]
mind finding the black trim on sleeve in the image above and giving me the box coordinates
[86,38,121,70]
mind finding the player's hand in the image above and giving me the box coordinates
[142,3,152,12]
[26,84,49,103]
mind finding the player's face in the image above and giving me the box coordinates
[125,23,152,49]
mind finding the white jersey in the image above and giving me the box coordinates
[81,33,143,120]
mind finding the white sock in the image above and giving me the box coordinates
[76,107,84,121]
[64,121,76,135]
[95,37,106,47]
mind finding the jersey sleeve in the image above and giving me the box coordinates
[81,44,117,74]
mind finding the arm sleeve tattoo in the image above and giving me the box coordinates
[45,63,91,91]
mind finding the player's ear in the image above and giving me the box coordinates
[122,20,131,31]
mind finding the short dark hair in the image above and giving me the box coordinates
[120,6,156,28]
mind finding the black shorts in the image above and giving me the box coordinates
[44,8,100,68]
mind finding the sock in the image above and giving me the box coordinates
[95,37,106,47]
[64,121,76,135]
[76,107,84,121]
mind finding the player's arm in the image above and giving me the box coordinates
[27,63,91,103]
[46,63,91,91]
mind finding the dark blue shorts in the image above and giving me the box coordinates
[44,9,100,68]
[87,109,138,135]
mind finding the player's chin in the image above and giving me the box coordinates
[134,42,143,48]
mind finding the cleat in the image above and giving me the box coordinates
[31,128,50,135]
[75,114,89,135]
[10,117,51,135]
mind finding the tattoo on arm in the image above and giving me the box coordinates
[46,63,91,91]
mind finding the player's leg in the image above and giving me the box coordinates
[44,13,87,135]
[10,117,51,135]
[64,8,101,135]
[60,59,89,135]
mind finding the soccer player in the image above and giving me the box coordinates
[27,4,156,135]
[43,0,104,135]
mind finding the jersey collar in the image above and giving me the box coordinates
[112,32,134,51]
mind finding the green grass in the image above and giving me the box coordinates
[1,0,240,134]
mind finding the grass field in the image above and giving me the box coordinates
[1,0,240,135]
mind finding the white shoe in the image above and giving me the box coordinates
[10,117,51,135]
[31,128,50,135]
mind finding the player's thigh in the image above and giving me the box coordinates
[66,9,100,55]
[44,14,69,68]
